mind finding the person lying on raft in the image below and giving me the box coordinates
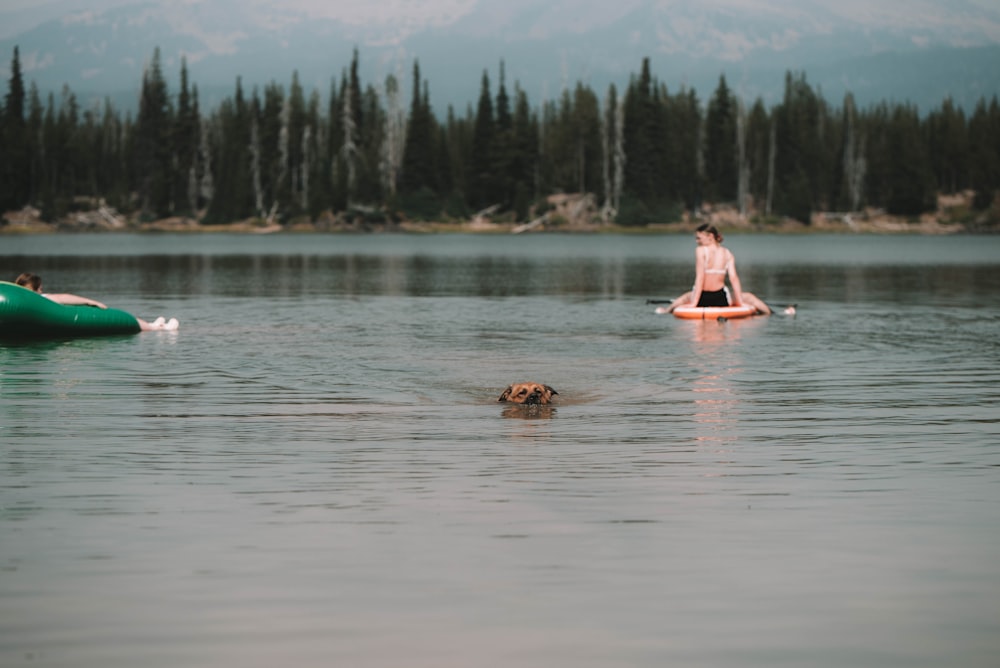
[663,224,794,316]
[15,273,179,331]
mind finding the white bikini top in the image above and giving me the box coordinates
[702,247,731,275]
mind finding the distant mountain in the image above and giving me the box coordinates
[2,0,999,116]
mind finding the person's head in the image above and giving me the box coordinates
[15,273,42,292]
[695,223,723,244]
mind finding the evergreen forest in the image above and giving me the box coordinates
[2,46,999,228]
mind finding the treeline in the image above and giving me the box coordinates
[1,45,999,226]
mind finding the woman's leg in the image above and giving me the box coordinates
[664,291,693,313]
[740,291,772,315]
[137,316,178,331]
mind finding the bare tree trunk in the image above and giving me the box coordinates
[341,83,358,203]
[379,73,405,199]
[850,137,866,212]
[614,99,624,215]
[187,120,199,216]
[250,115,264,216]
[300,125,311,211]
[843,96,866,212]
[536,87,547,202]
[279,99,290,193]
[187,166,198,215]
[601,91,611,218]
[600,89,625,222]
[198,117,214,206]
[736,97,749,217]
[766,123,776,216]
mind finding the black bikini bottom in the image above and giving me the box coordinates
[697,288,729,307]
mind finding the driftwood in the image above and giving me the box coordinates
[97,206,125,228]
[473,204,501,219]
[470,203,502,227]
[512,215,547,234]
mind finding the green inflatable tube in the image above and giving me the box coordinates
[0,281,141,340]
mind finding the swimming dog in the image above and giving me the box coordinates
[498,382,558,405]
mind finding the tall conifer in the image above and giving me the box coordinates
[134,48,173,218]
[470,71,495,209]
[2,46,27,210]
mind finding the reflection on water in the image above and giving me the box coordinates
[683,319,766,451]
[2,234,999,668]
[8,233,998,306]
[501,404,558,420]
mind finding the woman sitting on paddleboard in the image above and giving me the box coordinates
[664,224,777,315]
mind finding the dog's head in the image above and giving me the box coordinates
[498,382,558,405]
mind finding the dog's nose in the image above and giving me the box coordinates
[525,393,541,404]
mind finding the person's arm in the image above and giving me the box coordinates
[726,251,745,306]
[43,293,108,309]
[689,248,706,307]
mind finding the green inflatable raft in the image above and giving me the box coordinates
[0,281,141,340]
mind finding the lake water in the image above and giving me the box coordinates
[2,233,998,668]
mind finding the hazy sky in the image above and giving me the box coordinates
[2,0,998,42]
[4,0,995,26]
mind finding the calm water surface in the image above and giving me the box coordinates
[2,234,999,667]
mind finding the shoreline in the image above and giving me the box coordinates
[1,217,990,236]
[3,194,996,236]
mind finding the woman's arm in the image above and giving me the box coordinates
[689,248,706,307]
[726,251,745,306]
[44,293,109,309]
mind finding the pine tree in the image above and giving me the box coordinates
[621,58,669,223]
[134,48,174,218]
[305,89,327,218]
[622,60,654,203]
[704,75,737,203]
[491,61,516,211]
[772,72,826,223]
[572,84,602,197]
[469,71,495,210]
[745,98,771,215]
[21,83,45,208]
[672,88,703,210]
[2,46,28,210]
[885,104,936,216]
[926,97,969,195]
[326,74,347,212]
[442,105,472,216]
[509,84,538,220]
[98,98,128,209]
[357,83,385,207]
[400,61,437,199]
[174,57,200,216]
[56,86,82,209]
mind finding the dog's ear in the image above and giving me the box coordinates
[498,385,513,402]
[544,385,558,397]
